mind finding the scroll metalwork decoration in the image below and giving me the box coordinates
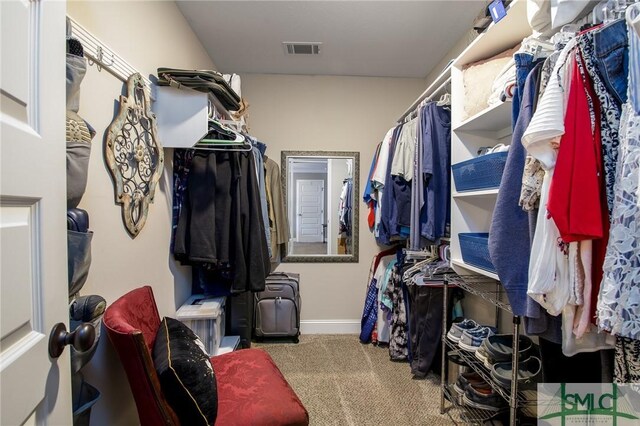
[105,73,164,237]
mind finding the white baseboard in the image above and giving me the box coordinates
[300,320,360,334]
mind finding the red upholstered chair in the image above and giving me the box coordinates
[103,286,309,426]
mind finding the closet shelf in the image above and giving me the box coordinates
[442,384,503,424]
[453,101,512,133]
[452,188,499,199]
[152,85,238,149]
[446,273,509,311]
[445,340,534,407]
[450,261,501,283]
[453,0,531,67]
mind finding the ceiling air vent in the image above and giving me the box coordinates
[283,42,322,55]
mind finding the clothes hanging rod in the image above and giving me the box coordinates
[67,16,153,92]
[397,64,453,123]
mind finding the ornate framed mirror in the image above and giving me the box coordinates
[281,151,359,263]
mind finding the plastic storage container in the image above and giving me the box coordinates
[459,233,496,273]
[452,151,508,192]
[176,295,226,355]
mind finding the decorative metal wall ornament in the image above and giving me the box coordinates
[105,73,164,237]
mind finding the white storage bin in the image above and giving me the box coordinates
[176,295,226,356]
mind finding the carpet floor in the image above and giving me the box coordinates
[256,334,452,426]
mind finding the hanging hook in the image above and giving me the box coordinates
[88,46,114,72]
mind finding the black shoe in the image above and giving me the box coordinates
[462,384,507,411]
[482,334,533,365]
[491,356,542,389]
[453,371,490,395]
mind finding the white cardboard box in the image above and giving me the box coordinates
[176,295,226,356]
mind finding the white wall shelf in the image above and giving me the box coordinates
[152,86,209,149]
[453,101,512,133]
[452,188,499,198]
[152,85,237,149]
[453,0,530,68]
[451,259,499,281]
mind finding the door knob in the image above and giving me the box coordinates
[48,322,96,358]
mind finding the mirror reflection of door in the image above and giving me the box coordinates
[288,158,329,256]
[296,179,325,244]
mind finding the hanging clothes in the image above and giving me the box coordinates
[597,20,640,343]
[338,178,353,236]
[489,60,544,318]
[363,142,381,229]
[375,256,397,344]
[378,125,403,245]
[359,246,401,344]
[171,149,195,252]
[371,129,395,241]
[173,150,270,293]
[406,256,453,378]
[391,119,417,238]
[420,102,451,242]
[386,263,408,361]
[249,139,272,257]
[264,156,289,261]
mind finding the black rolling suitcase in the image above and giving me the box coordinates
[254,272,301,343]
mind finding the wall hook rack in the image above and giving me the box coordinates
[67,16,153,96]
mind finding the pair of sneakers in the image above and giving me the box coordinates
[447,319,497,352]
[453,371,507,412]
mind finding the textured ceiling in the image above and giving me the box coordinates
[177,1,484,78]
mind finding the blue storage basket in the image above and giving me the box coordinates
[452,151,508,192]
[459,233,496,273]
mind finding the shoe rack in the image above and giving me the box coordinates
[440,274,533,425]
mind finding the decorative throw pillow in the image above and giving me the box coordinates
[153,317,217,426]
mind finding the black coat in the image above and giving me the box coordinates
[174,150,270,293]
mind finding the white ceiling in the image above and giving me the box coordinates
[177,1,485,78]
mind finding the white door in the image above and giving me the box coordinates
[296,180,324,243]
[1,1,72,425]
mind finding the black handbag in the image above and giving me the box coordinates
[67,208,90,232]
[67,209,92,296]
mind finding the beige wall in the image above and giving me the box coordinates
[67,1,216,425]
[241,74,425,324]
[66,0,484,422]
